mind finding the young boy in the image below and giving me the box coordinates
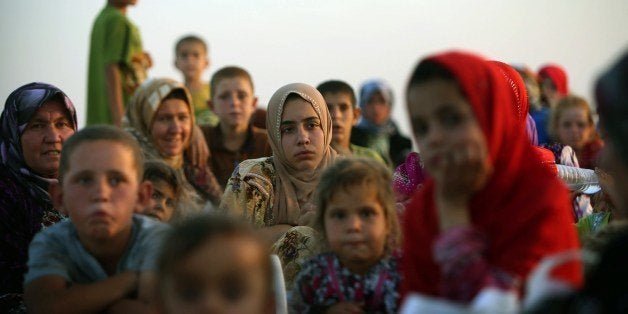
[201,66,271,189]
[23,126,169,313]
[140,160,180,223]
[174,35,219,126]
[316,80,385,163]
[87,0,151,127]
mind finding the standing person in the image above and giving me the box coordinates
[220,83,339,285]
[201,66,271,189]
[289,158,402,313]
[402,51,581,304]
[174,35,219,126]
[0,83,77,310]
[351,79,412,167]
[23,126,168,313]
[87,0,151,126]
[124,78,222,207]
[316,80,385,163]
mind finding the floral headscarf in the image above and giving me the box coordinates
[266,83,338,225]
[0,82,77,203]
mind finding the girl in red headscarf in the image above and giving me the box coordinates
[402,51,582,303]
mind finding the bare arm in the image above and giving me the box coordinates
[24,273,137,314]
[105,63,125,127]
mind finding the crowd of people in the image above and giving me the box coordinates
[1,0,628,313]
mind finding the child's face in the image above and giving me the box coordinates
[407,79,487,176]
[142,179,176,222]
[557,107,593,151]
[151,98,192,158]
[52,141,142,241]
[324,183,388,274]
[175,42,209,81]
[323,92,358,148]
[20,100,74,178]
[211,77,257,130]
[361,91,391,126]
[161,235,271,314]
[280,98,326,171]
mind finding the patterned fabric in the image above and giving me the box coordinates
[392,152,427,204]
[402,51,582,302]
[289,252,401,313]
[124,78,222,205]
[87,4,146,125]
[0,82,76,296]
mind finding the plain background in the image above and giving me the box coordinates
[2,0,628,140]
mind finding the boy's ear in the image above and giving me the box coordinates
[174,59,182,71]
[204,55,210,70]
[251,96,258,109]
[135,181,153,214]
[352,107,361,126]
[207,99,214,111]
[49,181,67,215]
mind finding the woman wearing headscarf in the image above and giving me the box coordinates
[0,82,77,307]
[124,78,222,211]
[220,83,338,285]
[538,63,569,108]
[402,51,582,304]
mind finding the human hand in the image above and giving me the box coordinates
[325,302,364,314]
[186,125,209,169]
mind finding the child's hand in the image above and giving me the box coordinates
[325,302,364,314]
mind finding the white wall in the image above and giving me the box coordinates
[2,0,627,142]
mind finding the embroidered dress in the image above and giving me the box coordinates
[289,252,401,313]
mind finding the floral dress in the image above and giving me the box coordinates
[289,252,401,313]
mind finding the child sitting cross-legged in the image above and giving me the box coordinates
[23,125,169,314]
[289,157,402,313]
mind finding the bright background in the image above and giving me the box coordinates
[2,0,628,140]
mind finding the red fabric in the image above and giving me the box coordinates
[538,64,569,96]
[402,51,582,300]
[489,61,529,123]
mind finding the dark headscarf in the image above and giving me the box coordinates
[596,52,628,165]
[0,82,77,203]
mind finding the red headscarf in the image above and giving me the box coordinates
[402,51,581,298]
[538,64,569,96]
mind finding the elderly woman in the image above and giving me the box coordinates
[124,78,222,211]
[220,83,338,284]
[0,82,77,306]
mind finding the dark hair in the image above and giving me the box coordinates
[157,214,272,295]
[59,125,143,181]
[315,157,400,251]
[316,80,357,107]
[408,60,456,87]
[162,88,190,104]
[174,35,208,55]
[210,66,254,99]
[143,159,181,200]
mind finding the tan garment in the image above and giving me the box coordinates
[265,83,338,225]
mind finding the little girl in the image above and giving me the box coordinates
[156,214,275,314]
[289,157,401,313]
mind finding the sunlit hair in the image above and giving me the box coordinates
[59,125,143,182]
[156,214,272,297]
[209,66,255,98]
[549,95,597,141]
[315,157,400,251]
[317,80,357,107]
[174,34,208,55]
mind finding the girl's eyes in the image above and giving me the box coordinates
[280,126,294,134]
[359,208,376,218]
[440,111,463,128]
[306,121,320,129]
[329,210,346,220]
[412,119,428,138]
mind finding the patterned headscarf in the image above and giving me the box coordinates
[538,64,569,96]
[266,83,338,225]
[0,82,77,203]
[123,78,194,168]
[596,51,628,165]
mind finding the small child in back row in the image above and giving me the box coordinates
[289,157,402,313]
[24,125,169,313]
[157,214,274,314]
[140,160,182,223]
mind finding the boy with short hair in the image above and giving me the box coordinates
[317,80,385,163]
[24,125,169,313]
[201,66,271,189]
[174,35,219,126]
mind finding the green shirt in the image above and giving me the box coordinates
[190,82,219,126]
[351,143,386,165]
[87,5,144,125]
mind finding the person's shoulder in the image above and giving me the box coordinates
[32,219,74,245]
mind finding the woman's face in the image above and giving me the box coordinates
[150,98,192,158]
[557,107,592,151]
[280,97,325,171]
[406,79,487,175]
[20,100,74,178]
